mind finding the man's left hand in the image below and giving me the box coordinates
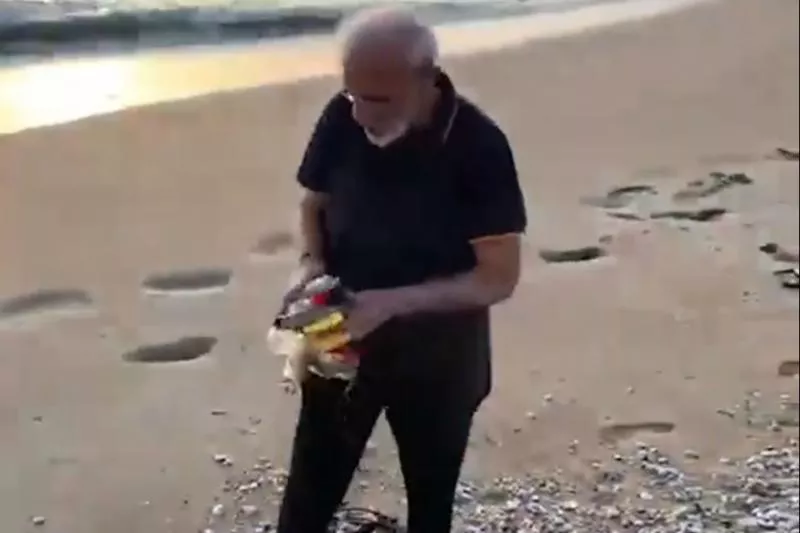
[345,289,401,340]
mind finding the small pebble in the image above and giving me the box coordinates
[240,504,259,518]
[210,503,225,518]
[568,440,579,455]
[213,454,234,467]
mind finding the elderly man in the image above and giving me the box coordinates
[277,6,527,532]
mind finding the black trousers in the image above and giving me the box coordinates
[276,313,489,533]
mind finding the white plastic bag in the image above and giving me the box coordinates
[266,326,359,391]
[266,326,312,392]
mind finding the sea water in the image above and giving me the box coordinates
[0,0,620,58]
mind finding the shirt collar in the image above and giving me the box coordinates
[429,69,459,143]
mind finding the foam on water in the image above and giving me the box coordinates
[0,0,709,133]
[0,0,623,57]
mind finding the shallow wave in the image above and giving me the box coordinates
[0,0,609,57]
[0,6,332,54]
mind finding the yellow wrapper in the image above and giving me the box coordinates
[301,310,345,335]
[306,329,351,352]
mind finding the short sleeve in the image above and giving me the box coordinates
[459,124,527,240]
[296,94,349,193]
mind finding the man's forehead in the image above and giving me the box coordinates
[343,61,415,92]
[343,60,413,83]
[343,39,412,70]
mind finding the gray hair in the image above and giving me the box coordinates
[336,6,439,68]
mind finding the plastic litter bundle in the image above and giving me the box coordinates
[267,275,361,387]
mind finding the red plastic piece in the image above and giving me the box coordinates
[311,291,329,306]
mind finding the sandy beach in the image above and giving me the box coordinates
[0,0,709,135]
[1,0,798,531]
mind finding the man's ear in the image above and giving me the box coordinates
[416,63,439,79]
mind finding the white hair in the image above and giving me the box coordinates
[336,6,439,68]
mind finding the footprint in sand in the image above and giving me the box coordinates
[650,207,727,222]
[672,172,752,202]
[0,288,95,326]
[141,268,232,296]
[773,268,799,290]
[768,147,799,162]
[598,421,675,444]
[249,230,295,263]
[777,360,799,378]
[759,242,800,263]
[580,185,658,209]
[606,211,645,221]
[538,246,607,264]
[122,336,217,363]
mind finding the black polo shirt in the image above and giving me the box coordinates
[296,72,526,402]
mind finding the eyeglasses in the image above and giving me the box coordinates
[342,90,394,105]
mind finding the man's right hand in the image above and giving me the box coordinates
[282,255,325,305]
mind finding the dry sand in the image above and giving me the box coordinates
[0,0,798,531]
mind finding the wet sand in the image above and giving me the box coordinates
[0,0,798,531]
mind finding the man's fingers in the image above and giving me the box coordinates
[343,310,378,341]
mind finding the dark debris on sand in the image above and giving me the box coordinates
[672,172,753,202]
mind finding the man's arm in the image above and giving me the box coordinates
[293,94,348,269]
[388,235,520,315]
[284,191,327,293]
[298,190,328,265]
[382,121,527,315]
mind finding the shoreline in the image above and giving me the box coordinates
[0,0,539,60]
[0,0,706,135]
